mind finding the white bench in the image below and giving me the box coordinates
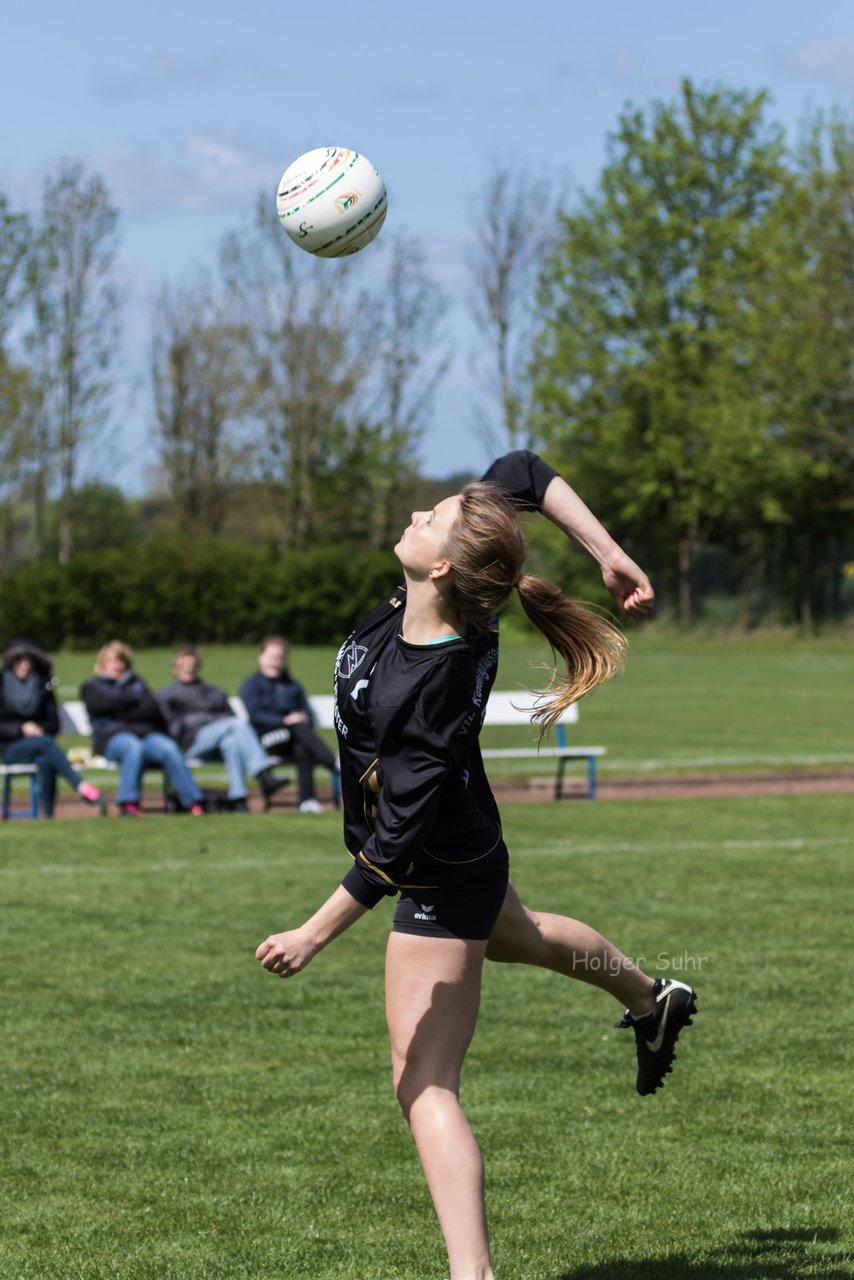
[478,692,604,800]
[57,697,342,810]
[227,693,602,797]
[59,691,604,802]
[59,696,337,738]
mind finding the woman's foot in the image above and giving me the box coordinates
[119,801,144,817]
[78,782,102,806]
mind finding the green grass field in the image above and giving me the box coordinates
[54,631,853,779]
[2,795,853,1279]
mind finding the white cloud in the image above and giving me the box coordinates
[780,35,854,90]
[94,52,275,102]
[86,132,277,220]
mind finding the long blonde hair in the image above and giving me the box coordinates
[443,482,626,733]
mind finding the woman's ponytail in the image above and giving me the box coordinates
[444,483,627,735]
[516,575,626,734]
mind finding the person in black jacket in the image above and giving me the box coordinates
[240,637,338,813]
[157,647,287,811]
[81,641,204,817]
[0,638,101,817]
[256,453,697,1280]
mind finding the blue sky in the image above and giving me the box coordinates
[3,0,853,492]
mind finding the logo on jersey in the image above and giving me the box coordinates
[338,641,368,680]
[414,904,437,922]
[472,646,499,709]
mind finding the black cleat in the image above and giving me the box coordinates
[617,977,697,1095]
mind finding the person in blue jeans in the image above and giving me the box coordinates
[157,647,287,811]
[0,638,102,817]
[80,641,204,817]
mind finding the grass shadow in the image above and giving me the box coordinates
[555,1226,853,1280]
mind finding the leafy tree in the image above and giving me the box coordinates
[357,232,451,546]
[25,160,121,563]
[219,195,370,551]
[0,192,33,567]
[218,200,448,551]
[467,163,559,453]
[533,81,794,623]
[0,192,30,345]
[768,113,854,625]
[151,275,246,536]
[43,480,140,557]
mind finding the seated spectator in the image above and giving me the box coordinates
[240,636,338,814]
[0,638,101,817]
[157,646,288,812]
[80,641,204,817]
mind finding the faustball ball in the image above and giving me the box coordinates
[276,147,388,258]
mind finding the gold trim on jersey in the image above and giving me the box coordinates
[422,823,503,865]
[356,849,438,891]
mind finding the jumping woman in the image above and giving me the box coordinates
[256,451,697,1280]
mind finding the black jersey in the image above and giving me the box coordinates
[335,450,558,909]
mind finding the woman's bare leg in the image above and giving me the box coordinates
[385,931,494,1280]
[486,881,655,1015]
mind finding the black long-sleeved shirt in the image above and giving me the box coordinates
[80,673,165,756]
[336,450,558,908]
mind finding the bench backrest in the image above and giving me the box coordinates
[481,691,578,727]
[59,690,578,739]
[59,694,339,737]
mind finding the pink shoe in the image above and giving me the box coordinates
[190,803,205,816]
[120,802,144,817]
[78,782,101,805]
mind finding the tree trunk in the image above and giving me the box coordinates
[799,538,813,630]
[678,537,693,626]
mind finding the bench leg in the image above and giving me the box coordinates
[587,755,597,800]
[555,759,567,801]
[2,771,41,820]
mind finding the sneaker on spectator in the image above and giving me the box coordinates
[298,798,324,815]
[78,782,101,806]
[190,803,204,817]
[119,802,144,817]
[258,768,290,811]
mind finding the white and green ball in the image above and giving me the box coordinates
[276,147,388,257]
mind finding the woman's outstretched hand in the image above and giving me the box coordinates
[601,551,655,618]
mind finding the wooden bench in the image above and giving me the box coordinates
[59,690,604,803]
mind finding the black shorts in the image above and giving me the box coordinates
[392,864,510,941]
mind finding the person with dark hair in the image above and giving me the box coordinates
[256,452,697,1280]
[81,641,205,817]
[0,639,101,817]
[240,637,338,814]
[157,647,287,812]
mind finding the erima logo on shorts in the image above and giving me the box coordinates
[414,904,436,921]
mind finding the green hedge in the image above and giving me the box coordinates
[0,540,401,649]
